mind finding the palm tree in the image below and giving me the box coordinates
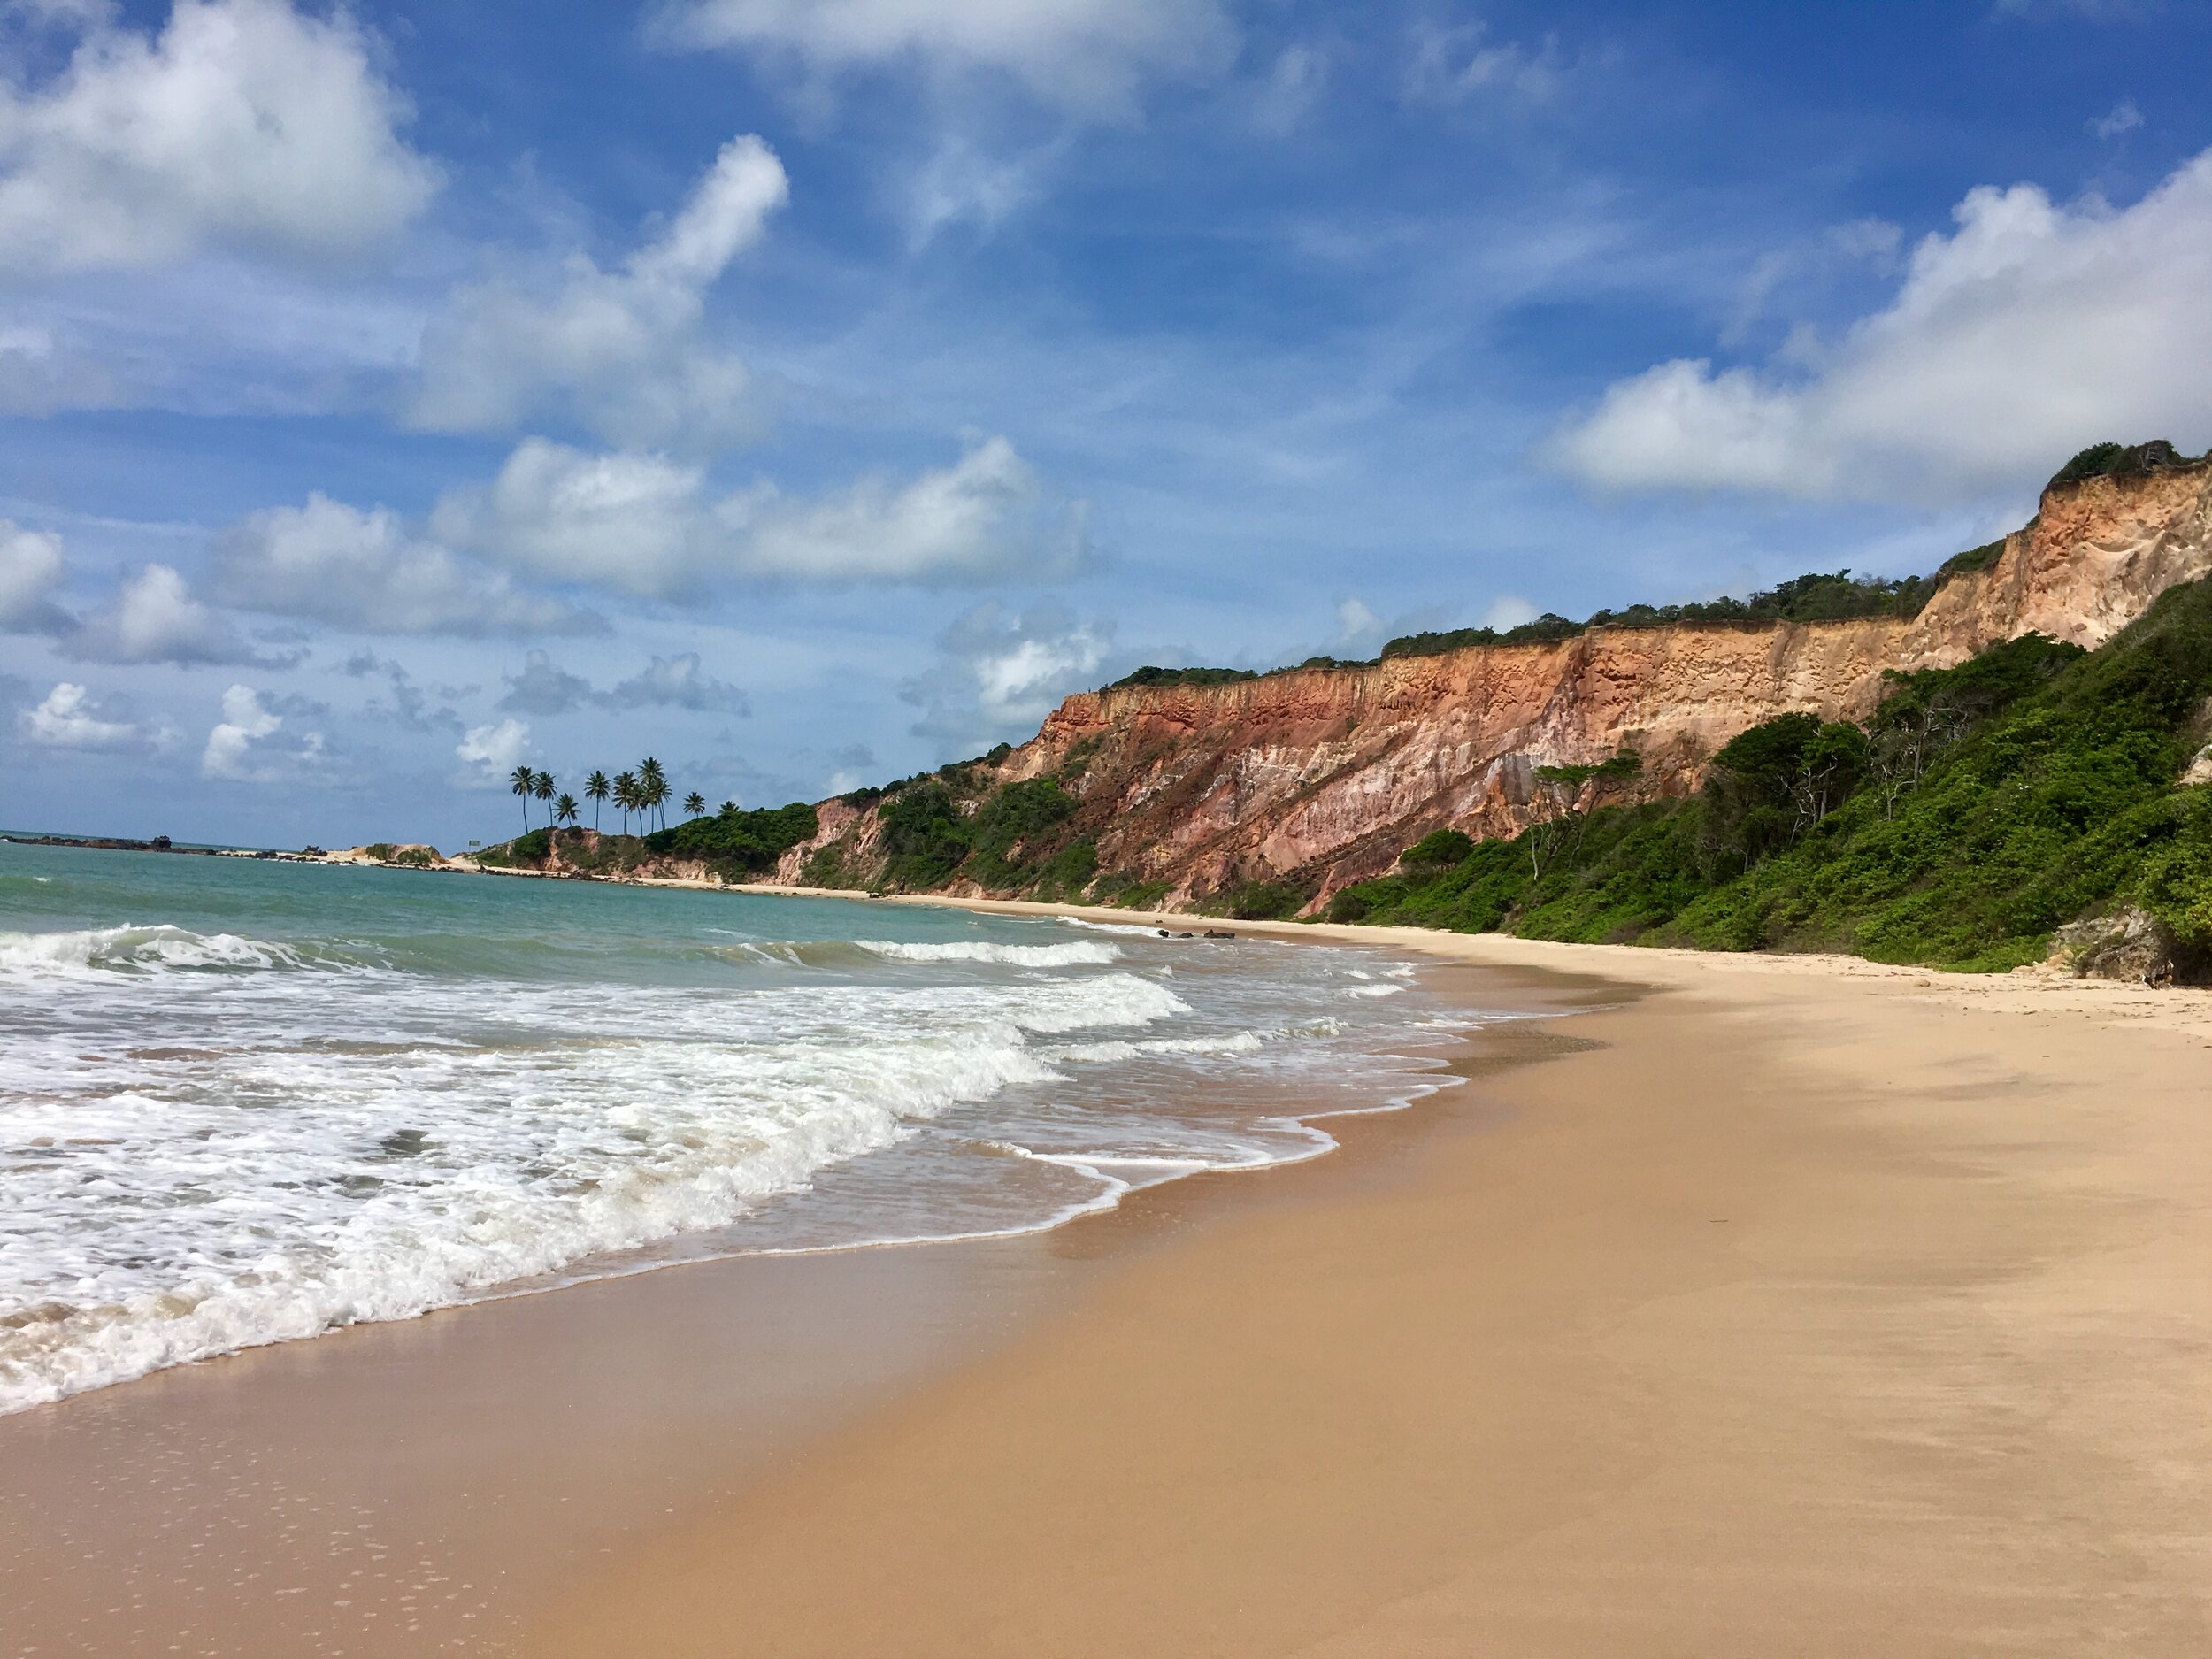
[718,800,737,816]
[639,757,668,831]
[554,793,580,829]
[613,771,640,836]
[584,770,610,831]
[683,791,705,819]
[533,771,555,826]
[510,764,536,832]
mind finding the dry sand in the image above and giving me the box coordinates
[518,921,2212,1659]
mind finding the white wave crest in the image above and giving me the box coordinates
[1048,1031,1267,1064]
[0,1032,1060,1415]
[0,924,312,977]
[857,939,1122,967]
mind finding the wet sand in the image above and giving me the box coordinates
[518,926,2212,1659]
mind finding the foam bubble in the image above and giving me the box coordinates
[856,939,1124,967]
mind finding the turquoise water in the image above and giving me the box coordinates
[0,841,1480,1412]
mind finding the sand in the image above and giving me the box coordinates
[8,922,2212,1656]
[517,923,2212,1659]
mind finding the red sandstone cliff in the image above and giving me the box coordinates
[779,460,2212,910]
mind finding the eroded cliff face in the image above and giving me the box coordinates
[779,463,2212,910]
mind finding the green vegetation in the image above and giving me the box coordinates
[1108,665,1260,689]
[646,802,818,876]
[361,842,439,867]
[1328,580,2212,974]
[1093,872,1173,910]
[2047,438,2200,488]
[878,783,972,890]
[1203,879,1311,921]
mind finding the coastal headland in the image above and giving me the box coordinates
[6,910,2208,1655]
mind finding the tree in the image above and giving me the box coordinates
[1525,749,1643,880]
[584,769,611,830]
[639,757,669,831]
[533,771,556,819]
[719,800,738,816]
[613,771,640,836]
[510,764,537,832]
[684,791,705,818]
[554,793,580,828]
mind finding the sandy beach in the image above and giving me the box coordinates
[520,915,2212,1658]
[8,918,2212,1655]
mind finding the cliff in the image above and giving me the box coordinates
[780,457,2212,913]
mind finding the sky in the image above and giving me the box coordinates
[2,0,2208,849]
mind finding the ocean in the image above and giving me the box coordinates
[0,839,1486,1415]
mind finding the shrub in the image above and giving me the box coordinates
[877,784,970,890]
[1400,828,1475,869]
[646,803,818,876]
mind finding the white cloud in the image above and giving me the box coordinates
[73,563,260,664]
[409,135,787,449]
[18,681,142,749]
[211,492,600,636]
[0,0,438,273]
[1480,595,1539,631]
[603,653,749,715]
[1252,44,1330,136]
[0,323,120,414]
[650,0,1235,111]
[1555,150,2212,500]
[906,137,1048,247]
[2088,98,2142,140]
[454,717,532,787]
[201,681,323,780]
[1403,20,1559,104]
[434,434,1086,596]
[901,599,1110,753]
[0,518,68,631]
[1335,595,1381,642]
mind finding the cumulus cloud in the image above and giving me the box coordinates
[0,0,438,273]
[454,717,531,787]
[603,652,749,715]
[649,0,1234,111]
[73,563,263,664]
[409,135,787,449]
[0,518,69,632]
[497,649,594,716]
[901,599,1110,754]
[1554,149,2212,500]
[434,434,1086,596]
[17,680,152,749]
[211,492,599,636]
[201,680,323,780]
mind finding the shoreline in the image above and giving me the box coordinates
[10,880,2212,1653]
[0,940,1594,1658]
[519,913,2212,1657]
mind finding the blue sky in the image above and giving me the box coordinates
[2,0,2208,849]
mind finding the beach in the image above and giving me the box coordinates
[6,896,2212,1655]
[521,918,2212,1658]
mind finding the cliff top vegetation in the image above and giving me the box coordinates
[1096,439,2208,690]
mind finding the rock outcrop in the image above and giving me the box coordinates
[777,458,2212,911]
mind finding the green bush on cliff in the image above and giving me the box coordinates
[1329,580,2212,971]
[878,784,971,890]
[646,802,818,876]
